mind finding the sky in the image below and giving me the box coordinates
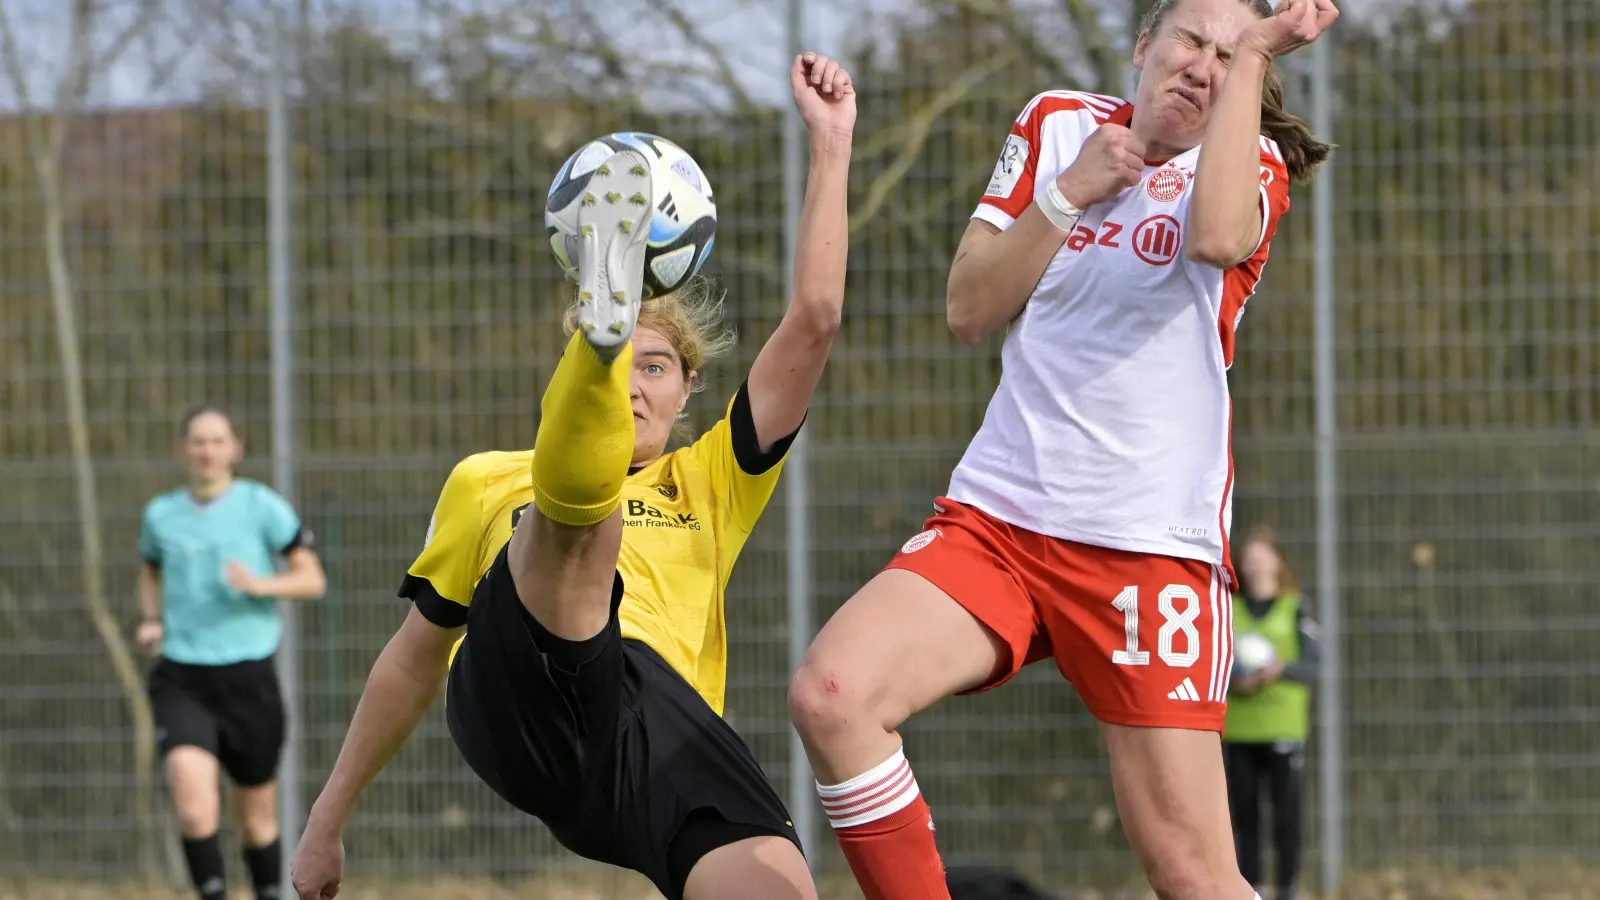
[0,0,1444,113]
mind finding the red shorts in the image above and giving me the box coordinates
[886,497,1234,733]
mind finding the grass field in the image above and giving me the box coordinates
[8,866,1600,900]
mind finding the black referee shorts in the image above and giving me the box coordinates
[148,655,286,787]
[444,546,802,900]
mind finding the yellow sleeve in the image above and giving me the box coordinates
[683,381,801,533]
[397,455,491,628]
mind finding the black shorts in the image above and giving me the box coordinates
[148,655,286,787]
[444,547,801,900]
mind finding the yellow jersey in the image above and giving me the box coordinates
[398,385,793,715]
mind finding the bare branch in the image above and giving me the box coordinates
[0,0,34,110]
[951,0,1078,89]
[569,4,636,85]
[1061,0,1124,94]
[54,0,103,125]
[849,56,1010,234]
[136,4,205,96]
[643,0,758,115]
[0,0,168,880]
[95,0,168,82]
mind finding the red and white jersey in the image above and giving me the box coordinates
[946,90,1292,578]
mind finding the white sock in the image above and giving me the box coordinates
[815,746,921,830]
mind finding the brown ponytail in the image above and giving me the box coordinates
[1138,0,1335,185]
[1261,62,1334,184]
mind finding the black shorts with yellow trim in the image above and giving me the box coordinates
[406,547,801,900]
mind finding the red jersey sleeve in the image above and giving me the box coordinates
[1218,136,1294,368]
[974,91,1131,230]
[974,100,1045,229]
[1250,135,1292,256]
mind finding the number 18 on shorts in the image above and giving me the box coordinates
[886,497,1235,732]
[1104,581,1232,714]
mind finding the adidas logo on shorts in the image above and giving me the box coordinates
[1166,677,1201,702]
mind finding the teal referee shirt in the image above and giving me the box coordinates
[139,479,306,666]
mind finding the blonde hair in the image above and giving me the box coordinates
[562,272,737,386]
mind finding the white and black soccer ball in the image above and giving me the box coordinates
[544,131,718,299]
[1233,632,1279,675]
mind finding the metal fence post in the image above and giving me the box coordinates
[1311,32,1344,900]
[782,0,817,866]
[267,6,302,890]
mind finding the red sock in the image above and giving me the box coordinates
[818,747,950,900]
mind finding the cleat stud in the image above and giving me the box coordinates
[609,321,625,334]
[580,321,596,332]
[606,191,621,203]
[630,193,647,205]
[582,193,596,206]
[580,224,594,237]
[630,164,648,176]
[580,291,594,301]
[613,291,627,303]
[619,220,633,233]
[596,164,611,176]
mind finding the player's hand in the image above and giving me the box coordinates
[791,52,856,139]
[134,620,163,658]
[1239,0,1339,63]
[1055,124,1146,210]
[290,829,345,900]
[225,561,260,595]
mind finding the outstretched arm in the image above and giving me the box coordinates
[292,606,460,898]
[303,606,459,831]
[743,52,855,451]
[293,459,483,899]
[1188,0,1337,267]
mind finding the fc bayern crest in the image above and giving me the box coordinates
[1147,167,1187,203]
[900,529,941,554]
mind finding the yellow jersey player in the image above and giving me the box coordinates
[290,52,856,900]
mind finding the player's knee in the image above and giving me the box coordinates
[236,786,279,845]
[174,801,220,838]
[787,658,876,749]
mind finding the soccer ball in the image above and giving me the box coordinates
[1233,632,1278,675]
[544,132,718,299]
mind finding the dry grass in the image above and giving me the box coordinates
[8,866,1600,900]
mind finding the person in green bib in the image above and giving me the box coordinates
[1224,528,1321,900]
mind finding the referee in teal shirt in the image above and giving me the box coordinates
[136,405,325,900]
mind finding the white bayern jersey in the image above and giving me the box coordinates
[946,90,1292,578]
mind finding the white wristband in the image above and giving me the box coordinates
[1038,179,1085,233]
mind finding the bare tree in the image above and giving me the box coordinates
[1061,0,1125,94]
[0,0,174,882]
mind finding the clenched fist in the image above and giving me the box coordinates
[291,828,344,900]
[1240,0,1339,63]
[1055,124,1146,210]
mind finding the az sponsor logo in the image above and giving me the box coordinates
[1063,214,1183,266]
[626,499,701,531]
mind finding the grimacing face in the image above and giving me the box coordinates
[629,326,696,465]
[182,412,242,483]
[1132,0,1264,158]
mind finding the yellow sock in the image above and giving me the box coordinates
[531,330,635,526]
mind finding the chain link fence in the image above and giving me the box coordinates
[1,0,1596,896]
